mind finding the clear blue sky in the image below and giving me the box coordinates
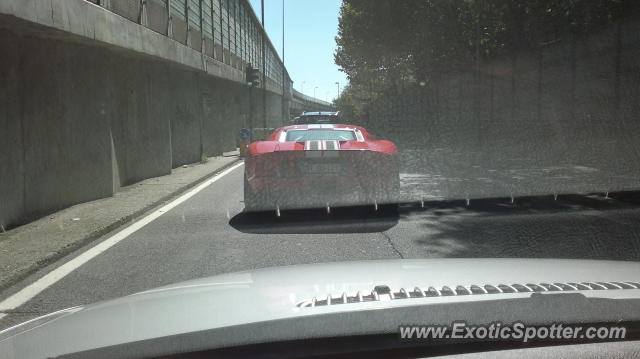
[248,0,346,102]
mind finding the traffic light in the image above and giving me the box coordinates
[245,66,260,87]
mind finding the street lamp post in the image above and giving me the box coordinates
[281,0,286,126]
[301,81,305,94]
[335,81,340,99]
[314,86,318,98]
[261,0,266,128]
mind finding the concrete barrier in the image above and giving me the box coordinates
[0,30,24,229]
[109,57,173,187]
[0,24,259,228]
[0,0,337,229]
[1,34,116,226]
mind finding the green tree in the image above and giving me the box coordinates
[335,0,637,102]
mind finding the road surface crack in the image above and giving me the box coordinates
[381,231,404,258]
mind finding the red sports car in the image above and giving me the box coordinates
[244,124,400,213]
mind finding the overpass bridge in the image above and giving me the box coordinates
[0,0,331,228]
[290,89,334,117]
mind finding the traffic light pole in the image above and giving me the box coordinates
[248,84,253,142]
[246,65,260,141]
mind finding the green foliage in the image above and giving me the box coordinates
[334,0,637,119]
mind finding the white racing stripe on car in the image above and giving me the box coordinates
[0,162,245,319]
[305,140,323,151]
[304,141,341,151]
[324,140,339,150]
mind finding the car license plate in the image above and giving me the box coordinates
[301,162,342,174]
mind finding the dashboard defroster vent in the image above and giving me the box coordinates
[296,281,640,308]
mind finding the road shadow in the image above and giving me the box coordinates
[229,206,399,234]
[398,192,640,261]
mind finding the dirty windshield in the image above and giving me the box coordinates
[1,0,640,346]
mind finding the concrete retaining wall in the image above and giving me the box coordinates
[19,37,114,219]
[109,57,173,187]
[0,30,24,230]
[0,26,265,228]
[0,0,334,228]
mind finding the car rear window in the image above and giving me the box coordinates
[285,130,356,142]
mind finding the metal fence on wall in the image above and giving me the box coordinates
[87,0,290,93]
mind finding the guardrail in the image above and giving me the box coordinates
[85,0,290,93]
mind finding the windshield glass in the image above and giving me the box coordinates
[285,129,356,141]
[2,0,640,355]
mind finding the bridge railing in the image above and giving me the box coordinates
[85,0,291,94]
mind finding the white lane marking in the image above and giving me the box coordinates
[0,162,245,317]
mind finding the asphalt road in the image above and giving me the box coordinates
[2,162,640,329]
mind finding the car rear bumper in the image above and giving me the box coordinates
[245,175,399,211]
[244,150,400,211]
